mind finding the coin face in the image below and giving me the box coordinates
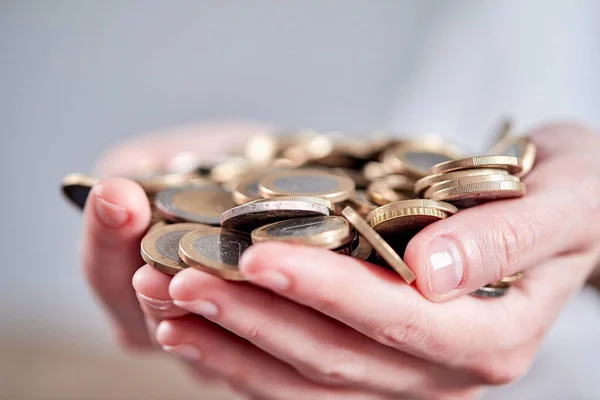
[423,174,520,199]
[61,173,99,210]
[381,139,462,178]
[429,155,523,175]
[252,215,352,249]
[258,169,355,203]
[427,180,525,206]
[341,207,416,284]
[488,136,536,178]
[367,175,416,206]
[141,223,208,275]
[178,227,252,280]
[414,168,509,196]
[155,186,237,225]
[221,196,333,232]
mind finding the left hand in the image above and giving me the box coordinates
[135,122,600,399]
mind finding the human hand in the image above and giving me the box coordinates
[133,122,600,399]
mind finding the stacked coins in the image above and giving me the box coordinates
[61,121,535,297]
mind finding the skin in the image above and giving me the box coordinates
[81,120,600,399]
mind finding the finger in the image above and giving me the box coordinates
[168,268,476,397]
[93,120,275,177]
[81,177,152,349]
[155,317,388,400]
[404,152,600,302]
[239,242,536,368]
[132,265,189,345]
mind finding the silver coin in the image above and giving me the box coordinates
[401,152,455,171]
[155,185,237,225]
[221,197,332,232]
[471,285,509,298]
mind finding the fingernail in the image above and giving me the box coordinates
[95,195,129,228]
[163,344,202,361]
[427,236,464,294]
[137,293,174,310]
[173,299,218,317]
[246,271,290,291]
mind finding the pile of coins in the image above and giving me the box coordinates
[62,122,535,297]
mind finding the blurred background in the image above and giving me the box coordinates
[1,1,599,399]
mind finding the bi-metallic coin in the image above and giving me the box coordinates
[429,155,523,175]
[179,227,252,281]
[155,185,237,225]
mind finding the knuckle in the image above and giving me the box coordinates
[471,352,533,386]
[297,359,359,386]
[372,316,425,351]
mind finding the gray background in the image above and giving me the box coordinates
[1,1,599,399]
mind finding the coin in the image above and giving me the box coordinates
[148,220,168,233]
[500,272,523,283]
[471,281,510,298]
[366,201,450,255]
[488,136,536,178]
[61,173,99,210]
[429,155,523,175]
[350,234,373,260]
[210,157,252,184]
[341,206,416,284]
[244,133,278,166]
[423,174,520,199]
[332,168,370,189]
[221,196,333,232]
[251,216,352,249]
[134,170,212,196]
[381,139,462,178]
[258,168,355,203]
[363,161,395,181]
[341,190,378,217]
[179,227,252,281]
[427,180,525,206]
[155,185,237,225]
[367,175,416,206]
[141,223,208,275]
[414,168,509,196]
[231,175,263,205]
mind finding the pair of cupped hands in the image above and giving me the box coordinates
[81,120,600,400]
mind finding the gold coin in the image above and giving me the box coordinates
[221,196,334,232]
[429,155,523,175]
[381,139,463,178]
[414,168,509,196]
[367,175,416,206]
[155,185,237,225]
[500,272,523,283]
[488,136,536,178]
[141,223,208,275]
[351,234,373,260]
[251,215,352,249]
[428,180,525,205]
[363,161,395,181]
[423,174,520,199]
[258,168,355,203]
[61,173,99,210]
[341,207,416,284]
[231,175,263,205]
[178,227,252,281]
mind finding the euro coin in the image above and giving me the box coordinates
[135,171,212,196]
[423,174,520,199]
[178,227,252,281]
[471,281,510,298]
[231,175,263,205]
[429,155,523,175]
[367,175,416,206]
[488,136,536,178]
[366,200,452,256]
[141,223,208,275]
[427,180,525,206]
[251,215,352,249]
[61,173,99,210]
[350,234,373,260]
[155,185,237,225]
[341,206,416,284]
[500,272,523,283]
[341,190,378,217]
[414,168,509,196]
[258,168,355,203]
[221,196,333,232]
[381,139,462,178]
[363,161,395,181]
